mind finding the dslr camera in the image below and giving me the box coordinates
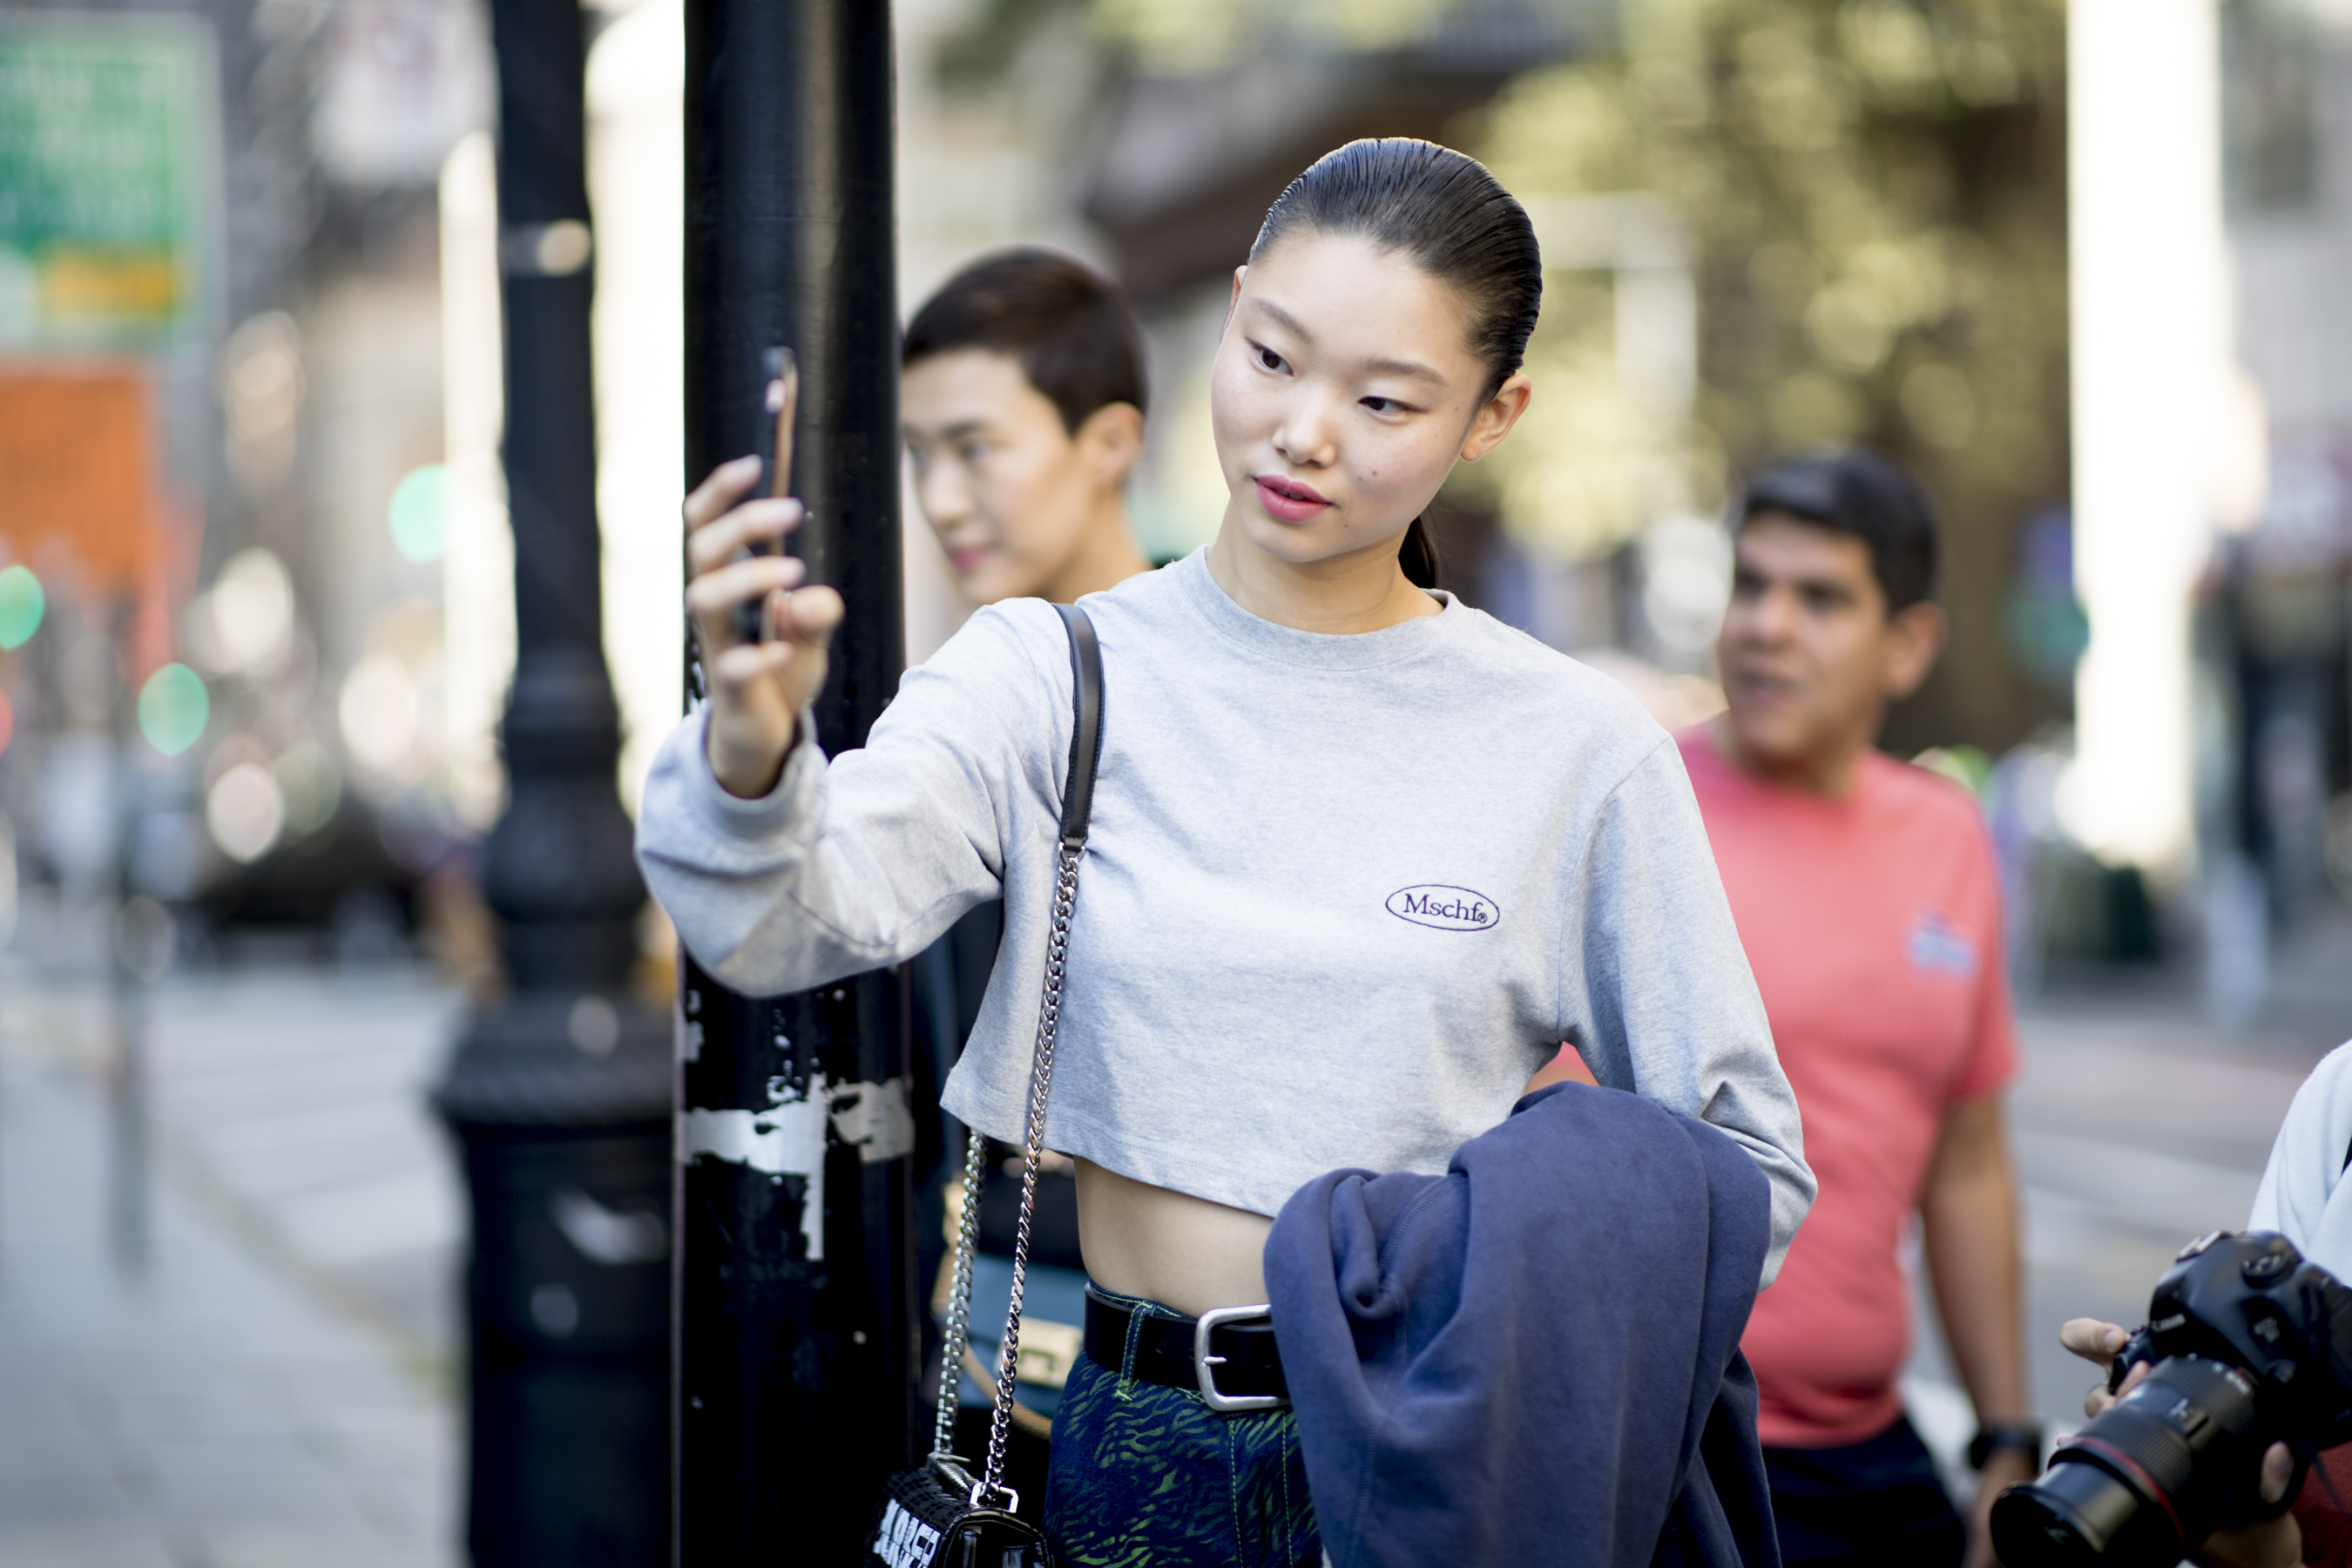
[1992,1230,2352,1566]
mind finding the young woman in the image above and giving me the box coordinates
[642,139,1813,1565]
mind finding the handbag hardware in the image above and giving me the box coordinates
[928,1455,996,1514]
[865,601,1102,1567]
[1193,1303,1286,1413]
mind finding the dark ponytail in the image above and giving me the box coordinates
[1400,516,1440,590]
[1251,139,1540,591]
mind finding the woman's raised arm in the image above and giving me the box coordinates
[638,586,1071,1001]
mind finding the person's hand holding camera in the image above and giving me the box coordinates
[2059,1318,2302,1568]
[684,456,844,799]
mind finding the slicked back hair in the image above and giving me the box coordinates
[903,248,1148,436]
[1248,139,1543,590]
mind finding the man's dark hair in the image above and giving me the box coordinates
[1737,446,1940,612]
[902,248,1148,436]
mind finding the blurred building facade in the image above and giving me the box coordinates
[10,0,2352,999]
[0,0,490,974]
[2198,0,2352,1003]
[0,0,2089,977]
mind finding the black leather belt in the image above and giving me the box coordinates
[1082,1286,1289,1412]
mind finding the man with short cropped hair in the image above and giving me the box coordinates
[1682,448,2033,1568]
[901,250,1157,1517]
[902,248,1152,606]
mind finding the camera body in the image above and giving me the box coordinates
[1992,1230,2352,1566]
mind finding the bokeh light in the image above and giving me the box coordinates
[206,761,284,864]
[0,687,14,756]
[340,652,419,773]
[273,739,342,835]
[389,463,450,564]
[137,663,210,757]
[0,565,44,650]
[208,548,296,675]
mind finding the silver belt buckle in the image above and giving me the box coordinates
[1193,1303,1285,1413]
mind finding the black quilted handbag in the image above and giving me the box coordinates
[863,602,1103,1568]
[868,1455,1051,1568]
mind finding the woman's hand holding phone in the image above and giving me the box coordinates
[684,454,842,799]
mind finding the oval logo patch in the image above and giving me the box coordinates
[1386,885,1501,932]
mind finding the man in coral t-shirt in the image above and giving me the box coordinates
[1685,449,2033,1568]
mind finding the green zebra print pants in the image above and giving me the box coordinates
[1041,1292,1321,1568]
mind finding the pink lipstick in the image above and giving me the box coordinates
[1254,475,1332,523]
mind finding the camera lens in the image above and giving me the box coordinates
[1990,1458,2153,1566]
[1991,1355,2261,1568]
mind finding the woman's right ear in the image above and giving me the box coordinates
[1220,265,1248,332]
[1460,372,1534,463]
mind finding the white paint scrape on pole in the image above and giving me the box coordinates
[2067,0,2227,880]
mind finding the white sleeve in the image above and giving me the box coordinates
[1567,739,1817,1286]
[2251,1040,2352,1281]
[634,604,1067,997]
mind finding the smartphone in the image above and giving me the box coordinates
[733,346,799,645]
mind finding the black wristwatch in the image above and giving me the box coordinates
[1968,1421,2045,1470]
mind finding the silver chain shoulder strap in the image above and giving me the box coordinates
[929,602,1103,1510]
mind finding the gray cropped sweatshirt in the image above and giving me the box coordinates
[637,550,1814,1281]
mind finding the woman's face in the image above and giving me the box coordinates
[1209,229,1528,571]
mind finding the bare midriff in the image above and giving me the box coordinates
[1073,1159,1273,1320]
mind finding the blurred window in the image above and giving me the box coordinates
[2222,0,2321,215]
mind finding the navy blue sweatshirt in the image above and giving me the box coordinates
[1265,1081,1779,1568]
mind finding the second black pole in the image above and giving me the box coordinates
[434,0,674,1560]
[677,0,915,1560]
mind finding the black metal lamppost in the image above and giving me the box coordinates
[675,0,916,1560]
[431,0,674,1560]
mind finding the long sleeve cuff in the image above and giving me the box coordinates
[673,705,827,846]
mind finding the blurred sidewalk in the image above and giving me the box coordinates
[1998,1005,2307,1439]
[1904,902,2352,1468]
[0,963,461,1568]
[143,969,468,1364]
[3,914,2349,1558]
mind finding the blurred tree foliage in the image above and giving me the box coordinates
[928,0,2071,744]
[1470,0,2065,547]
[933,0,1085,91]
[1470,0,2069,745]
[1088,0,1458,69]
[932,0,1589,86]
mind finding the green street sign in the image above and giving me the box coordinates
[0,19,214,348]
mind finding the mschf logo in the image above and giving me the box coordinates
[1386,884,1501,932]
